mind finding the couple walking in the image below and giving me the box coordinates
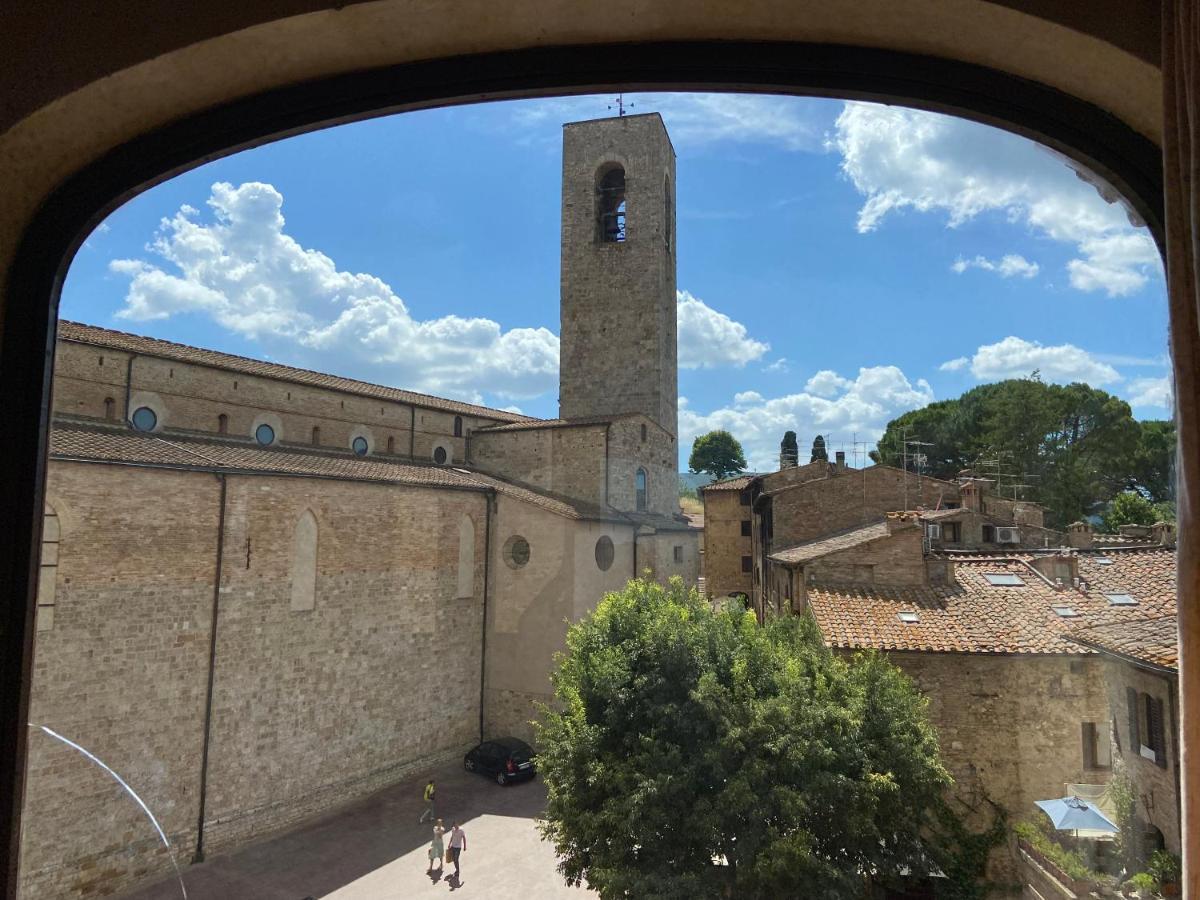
[420,780,466,878]
[427,819,466,878]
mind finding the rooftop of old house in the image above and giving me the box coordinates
[698,474,755,493]
[1069,615,1180,672]
[768,521,894,566]
[807,546,1177,656]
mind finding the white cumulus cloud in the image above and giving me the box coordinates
[681,365,934,471]
[804,370,852,397]
[677,290,770,369]
[939,356,969,372]
[965,336,1120,385]
[832,103,1161,297]
[1126,376,1173,409]
[112,182,559,404]
[951,254,1039,279]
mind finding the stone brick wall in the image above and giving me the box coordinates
[767,466,960,551]
[53,340,499,463]
[805,527,926,587]
[1100,658,1181,854]
[471,424,609,507]
[702,490,753,599]
[606,417,678,516]
[634,530,700,587]
[886,652,1111,878]
[19,461,489,899]
[559,114,677,436]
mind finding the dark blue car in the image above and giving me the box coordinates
[463,737,536,785]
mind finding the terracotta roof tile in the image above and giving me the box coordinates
[808,551,1177,656]
[770,521,892,565]
[700,475,754,492]
[59,320,534,423]
[1069,616,1178,670]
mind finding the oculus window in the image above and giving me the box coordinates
[255,424,276,446]
[503,535,531,569]
[595,536,615,571]
[130,406,157,432]
[351,436,368,456]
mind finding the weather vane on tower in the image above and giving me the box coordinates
[608,93,633,117]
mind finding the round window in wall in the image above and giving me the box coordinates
[503,535,531,569]
[351,436,369,456]
[433,446,448,464]
[595,535,615,571]
[255,423,276,446]
[130,406,157,432]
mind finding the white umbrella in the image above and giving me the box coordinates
[1035,796,1119,835]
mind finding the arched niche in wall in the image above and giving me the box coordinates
[457,515,475,599]
[290,509,318,612]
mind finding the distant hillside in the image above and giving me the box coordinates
[678,472,714,492]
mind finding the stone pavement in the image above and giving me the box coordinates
[120,759,594,899]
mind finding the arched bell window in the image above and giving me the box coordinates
[597,164,626,242]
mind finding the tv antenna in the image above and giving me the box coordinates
[609,93,634,117]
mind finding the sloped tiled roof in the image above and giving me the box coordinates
[700,475,754,493]
[59,320,534,423]
[770,521,891,565]
[808,551,1178,656]
[1070,616,1179,671]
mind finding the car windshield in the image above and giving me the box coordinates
[498,738,532,760]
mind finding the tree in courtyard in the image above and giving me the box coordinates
[1101,491,1175,532]
[810,433,828,463]
[689,430,747,480]
[536,579,973,900]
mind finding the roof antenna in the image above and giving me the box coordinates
[608,93,633,117]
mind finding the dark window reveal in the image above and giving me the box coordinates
[636,468,648,511]
[673,545,683,563]
[454,416,463,437]
[741,520,752,537]
[597,164,627,242]
[741,555,752,573]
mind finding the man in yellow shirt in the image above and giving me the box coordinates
[419,779,436,823]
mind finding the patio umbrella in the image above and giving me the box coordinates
[1034,796,1119,834]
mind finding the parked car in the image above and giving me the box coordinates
[463,737,536,785]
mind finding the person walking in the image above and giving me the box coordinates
[448,822,466,878]
[419,779,436,823]
[427,819,445,874]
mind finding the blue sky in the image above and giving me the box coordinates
[63,93,1169,470]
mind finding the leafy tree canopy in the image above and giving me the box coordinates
[871,377,1166,527]
[689,430,747,480]
[810,434,828,463]
[1101,491,1175,533]
[536,579,973,899]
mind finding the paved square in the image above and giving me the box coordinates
[120,760,595,899]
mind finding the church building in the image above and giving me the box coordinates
[19,113,699,900]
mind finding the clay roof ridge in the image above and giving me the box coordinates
[58,320,537,423]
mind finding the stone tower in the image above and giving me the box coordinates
[559,113,677,435]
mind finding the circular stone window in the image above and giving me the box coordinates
[130,406,157,432]
[595,535,615,571]
[255,423,276,446]
[503,535,531,569]
[351,436,369,456]
[433,446,448,465]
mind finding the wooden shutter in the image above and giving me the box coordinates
[1113,717,1121,752]
[1150,696,1168,768]
[1081,722,1097,769]
[1127,687,1141,749]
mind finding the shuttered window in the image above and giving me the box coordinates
[1127,686,1141,751]
[1146,694,1168,768]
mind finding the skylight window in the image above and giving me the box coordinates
[897,611,920,624]
[1105,593,1138,606]
[1051,606,1078,618]
[1093,557,1114,565]
[984,573,1025,586]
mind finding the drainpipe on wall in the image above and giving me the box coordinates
[604,424,611,507]
[632,530,639,580]
[193,472,228,864]
[478,492,493,743]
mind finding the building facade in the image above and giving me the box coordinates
[19,113,700,899]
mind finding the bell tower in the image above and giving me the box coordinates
[558,113,677,436]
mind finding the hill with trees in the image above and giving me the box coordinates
[871,375,1174,528]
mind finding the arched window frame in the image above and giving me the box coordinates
[103,397,115,421]
[218,413,228,434]
[454,416,463,437]
[636,467,648,512]
[596,163,627,243]
[290,509,318,612]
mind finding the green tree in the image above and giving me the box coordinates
[780,430,798,466]
[689,430,747,480]
[1129,420,1176,502]
[1102,491,1157,532]
[536,579,970,899]
[810,434,828,463]
[873,377,1142,527]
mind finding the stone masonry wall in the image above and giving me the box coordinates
[606,416,678,517]
[53,340,500,464]
[470,424,608,507]
[1101,658,1181,854]
[703,490,753,598]
[19,461,488,899]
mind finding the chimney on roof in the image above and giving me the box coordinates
[1031,551,1078,586]
[960,480,982,513]
[1067,520,1094,550]
[835,450,846,472]
[886,511,920,534]
[1151,520,1177,548]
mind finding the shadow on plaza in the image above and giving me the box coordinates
[119,760,546,900]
